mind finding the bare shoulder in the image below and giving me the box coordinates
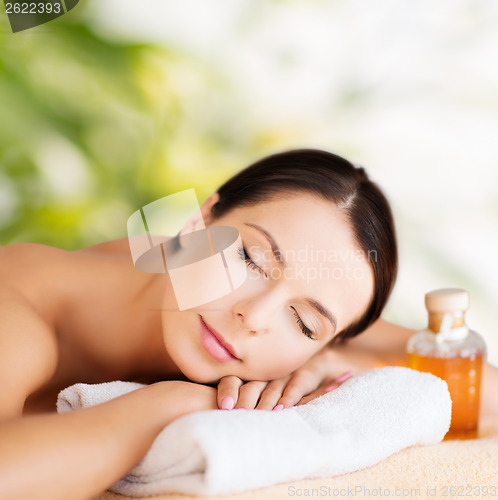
[481,363,498,417]
[0,239,141,416]
[75,236,131,255]
[360,319,416,340]
[0,243,71,319]
[340,319,415,361]
[0,238,134,321]
[0,241,71,273]
[0,241,68,267]
[0,244,68,417]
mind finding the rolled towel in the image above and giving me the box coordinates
[57,367,451,497]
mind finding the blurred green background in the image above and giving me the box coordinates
[0,3,272,249]
[1,0,497,361]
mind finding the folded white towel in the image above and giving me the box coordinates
[57,367,451,497]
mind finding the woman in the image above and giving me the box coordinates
[0,149,496,500]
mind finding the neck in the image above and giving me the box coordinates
[125,273,182,383]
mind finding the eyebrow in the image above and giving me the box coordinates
[243,222,338,333]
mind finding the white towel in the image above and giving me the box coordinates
[57,367,451,497]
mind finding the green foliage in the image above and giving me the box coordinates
[0,5,261,249]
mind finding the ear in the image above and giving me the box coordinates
[199,192,220,226]
[178,192,220,246]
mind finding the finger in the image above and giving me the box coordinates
[323,370,354,391]
[298,371,355,406]
[296,386,329,405]
[234,381,268,409]
[217,375,244,410]
[255,376,291,410]
[332,370,354,385]
[274,368,322,409]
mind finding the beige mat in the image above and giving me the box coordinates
[92,418,498,500]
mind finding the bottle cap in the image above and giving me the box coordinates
[425,288,469,313]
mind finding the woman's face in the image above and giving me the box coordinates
[161,191,374,383]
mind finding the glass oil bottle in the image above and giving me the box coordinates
[407,288,486,439]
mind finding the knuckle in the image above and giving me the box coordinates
[283,382,302,394]
[218,375,241,389]
[242,381,267,392]
[260,386,281,398]
[266,376,290,388]
[293,368,315,380]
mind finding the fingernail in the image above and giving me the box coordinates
[221,397,235,410]
[273,404,284,411]
[335,371,354,383]
[325,384,339,392]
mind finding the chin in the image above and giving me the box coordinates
[173,353,220,384]
[189,373,221,384]
[181,369,216,384]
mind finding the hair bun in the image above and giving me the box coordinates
[354,165,368,182]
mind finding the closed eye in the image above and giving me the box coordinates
[291,307,317,340]
[237,246,268,278]
[237,246,316,340]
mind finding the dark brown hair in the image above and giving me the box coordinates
[210,149,397,345]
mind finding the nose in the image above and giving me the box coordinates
[233,288,283,335]
[235,308,268,336]
[235,310,265,335]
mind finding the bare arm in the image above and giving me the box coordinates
[0,245,219,500]
[0,381,217,500]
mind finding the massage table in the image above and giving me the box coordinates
[92,416,498,500]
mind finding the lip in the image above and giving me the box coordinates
[199,315,241,363]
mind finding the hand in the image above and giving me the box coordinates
[295,370,355,405]
[153,380,219,423]
[216,348,357,411]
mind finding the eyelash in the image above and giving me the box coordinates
[237,246,317,341]
[237,246,268,278]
